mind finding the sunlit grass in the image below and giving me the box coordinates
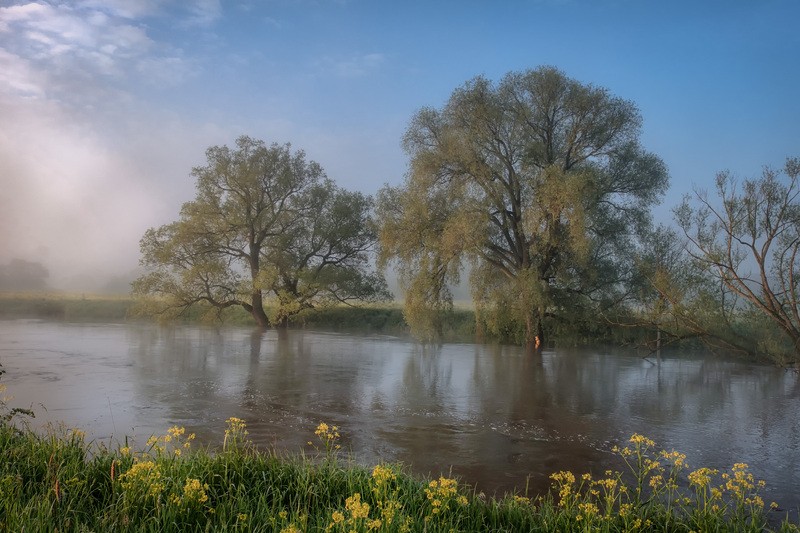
[0,401,797,533]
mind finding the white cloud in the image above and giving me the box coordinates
[187,0,222,27]
[0,2,198,96]
[0,48,46,98]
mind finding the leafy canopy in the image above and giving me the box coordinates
[378,67,668,344]
[134,136,389,327]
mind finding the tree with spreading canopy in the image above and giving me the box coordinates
[377,66,668,347]
[674,157,800,362]
[133,136,389,327]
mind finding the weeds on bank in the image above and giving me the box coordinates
[0,399,798,532]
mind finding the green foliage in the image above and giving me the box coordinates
[0,413,796,532]
[134,136,389,328]
[378,66,668,346]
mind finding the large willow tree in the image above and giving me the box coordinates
[377,67,668,347]
[134,136,389,327]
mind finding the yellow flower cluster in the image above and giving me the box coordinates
[660,449,687,468]
[371,464,396,486]
[688,467,718,489]
[223,417,249,451]
[325,449,413,530]
[181,478,209,505]
[629,433,656,447]
[312,422,342,455]
[549,471,576,507]
[119,460,164,500]
[423,476,467,517]
[345,492,370,519]
[145,426,195,456]
[546,433,777,530]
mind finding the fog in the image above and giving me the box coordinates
[0,95,222,291]
[0,2,404,293]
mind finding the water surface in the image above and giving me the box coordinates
[1,320,798,512]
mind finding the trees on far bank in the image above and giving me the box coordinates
[133,136,389,328]
[128,78,798,364]
[377,66,668,347]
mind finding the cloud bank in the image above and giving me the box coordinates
[0,1,224,291]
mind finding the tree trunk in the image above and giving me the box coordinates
[526,312,545,353]
[250,290,270,329]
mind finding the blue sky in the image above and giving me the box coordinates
[1,0,798,290]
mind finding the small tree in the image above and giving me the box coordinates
[675,157,800,361]
[133,136,389,327]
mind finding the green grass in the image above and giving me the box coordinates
[0,407,797,532]
[0,292,131,321]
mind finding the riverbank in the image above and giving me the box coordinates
[0,292,655,347]
[0,411,796,532]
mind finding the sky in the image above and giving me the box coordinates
[1,0,798,292]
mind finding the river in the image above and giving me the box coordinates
[1,319,798,513]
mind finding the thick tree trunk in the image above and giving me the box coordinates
[250,290,270,329]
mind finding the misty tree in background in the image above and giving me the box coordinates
[0,259,49,291]
[675,157,800,362]
[133,136,389,327]
[377,66,668,347]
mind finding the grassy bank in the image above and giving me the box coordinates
[0,293,475,340]
[0,408,796,532]
[0,292,132,321]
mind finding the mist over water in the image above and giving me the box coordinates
[1,320,798,511]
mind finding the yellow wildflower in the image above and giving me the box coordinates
[688,467,717,488]
[660,449,687,468]
[182,478,209,505]
[629,434,656,447]
[578,502,599,517]
[345,493,370,520]
[372,464,396,485]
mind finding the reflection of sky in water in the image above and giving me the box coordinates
[1,320,798,511]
